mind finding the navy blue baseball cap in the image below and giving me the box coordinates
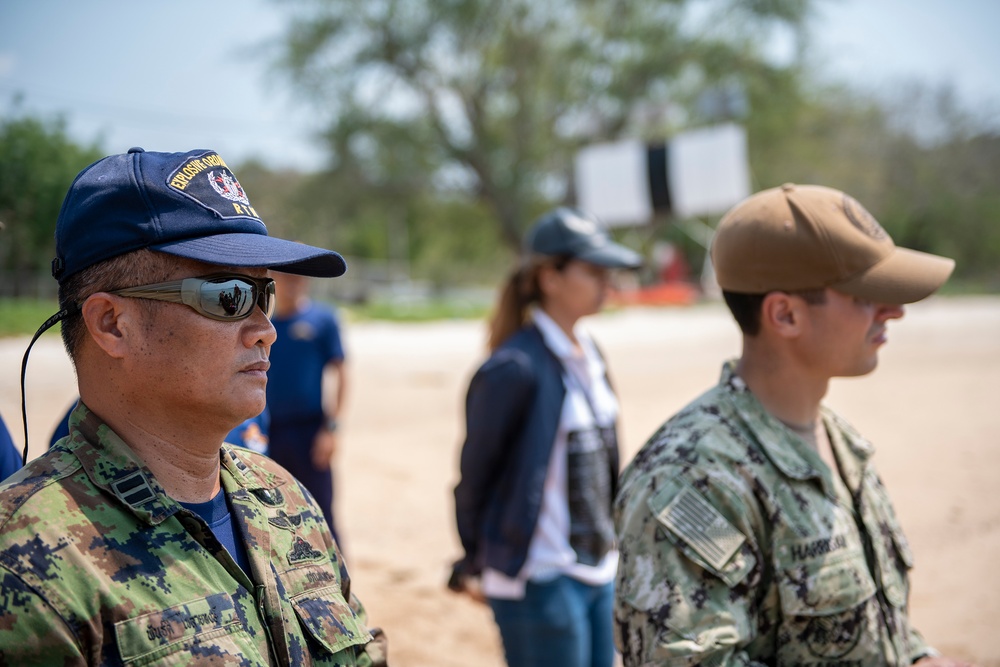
[525,207,642,269]
[51,147,346,283]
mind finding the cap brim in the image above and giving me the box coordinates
[834,247,954,304]
[152,233,347,278]
[575,241,643,269]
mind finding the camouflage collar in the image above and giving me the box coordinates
[66,403,177,525]
[718,361,873,483]
[67,404,287,525]
[220,444,286,493]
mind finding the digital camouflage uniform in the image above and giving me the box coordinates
[614,362,935,667]
[0,404,384,666]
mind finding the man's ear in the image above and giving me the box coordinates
[760,292,803,339]
[79,293,135,359]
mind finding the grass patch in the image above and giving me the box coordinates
[343,299,491,323]
[0,299,61,338]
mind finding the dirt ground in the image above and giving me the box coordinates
[2,295,998,666]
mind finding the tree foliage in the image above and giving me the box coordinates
[741,79,1000,286]
[271,0,810,254]
[0,114,102,294]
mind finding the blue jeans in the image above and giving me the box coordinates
[488,576,615,667]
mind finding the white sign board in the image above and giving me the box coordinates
[573,123,751,225]
[667,123,750,219]
[573,139,652,227]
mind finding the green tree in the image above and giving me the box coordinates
[272,0,811,254]
[744,78,1000,286]
[0,113,102,295]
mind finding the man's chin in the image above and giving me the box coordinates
[841,358,879,378]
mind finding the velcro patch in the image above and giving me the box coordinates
[111,471,156,507]
[657,486,745,571]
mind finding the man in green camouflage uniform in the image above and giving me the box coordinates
[0,148,386,665]
[614,184,972,666]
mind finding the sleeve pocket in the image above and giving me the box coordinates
[649,479,756,588]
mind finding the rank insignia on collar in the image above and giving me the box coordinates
[111,471,156,507]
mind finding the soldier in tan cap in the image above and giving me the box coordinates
[613,184,973,666]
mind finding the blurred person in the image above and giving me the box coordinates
[225,406,271,456]
[266,270,348,543]
[0,147,385,665]
[614,184,972,666]
[451,208,642,667]
[0,414,21,483]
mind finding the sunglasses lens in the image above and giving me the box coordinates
[200,278,257,319]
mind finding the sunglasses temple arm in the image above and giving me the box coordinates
[112,285,188,306]
[20,308,74,466]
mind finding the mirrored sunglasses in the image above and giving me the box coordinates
[106,274,276,321]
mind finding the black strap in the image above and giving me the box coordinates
[20,308,74,465]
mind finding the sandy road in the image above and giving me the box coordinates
[2,295,998,665]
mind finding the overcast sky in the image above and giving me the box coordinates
[1,0,997,171]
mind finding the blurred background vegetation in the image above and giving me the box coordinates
[1,0,997,335]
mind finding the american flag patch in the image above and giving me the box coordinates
[658,486,745,571]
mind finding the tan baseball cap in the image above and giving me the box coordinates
[710,183,955,304]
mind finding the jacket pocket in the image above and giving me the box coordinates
[290,585,371,658]
[114,593,261,666]
[774,546,881,662]
[776,547,876,616]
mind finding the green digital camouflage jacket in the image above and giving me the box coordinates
[0,404,383,666]
[614,362,935,667]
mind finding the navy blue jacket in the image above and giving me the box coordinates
[0,414,22,484]
[453,324,619,579]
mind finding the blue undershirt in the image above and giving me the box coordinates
[179,490,252,581]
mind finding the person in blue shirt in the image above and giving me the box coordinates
[225,407,271,456]
[265,270,347,542]
[0,414,23,483]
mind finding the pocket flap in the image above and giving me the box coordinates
[777,551,876,616]
[290,585,371,655]
[114,593,240,662]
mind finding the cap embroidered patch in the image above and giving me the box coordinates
[167,152,260,220]
[843,194,887,240]
[657,485,745,571]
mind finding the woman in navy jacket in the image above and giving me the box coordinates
[452,208,641,667]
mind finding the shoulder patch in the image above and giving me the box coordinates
[657,485,745,572]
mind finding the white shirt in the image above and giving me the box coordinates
[482,308,620,600]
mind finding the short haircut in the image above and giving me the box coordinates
[58,249,177,362]
[722,288,827,336]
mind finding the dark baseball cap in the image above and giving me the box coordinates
[711,183,954,304]
[51,147,346,283]
[525,207,642,269]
